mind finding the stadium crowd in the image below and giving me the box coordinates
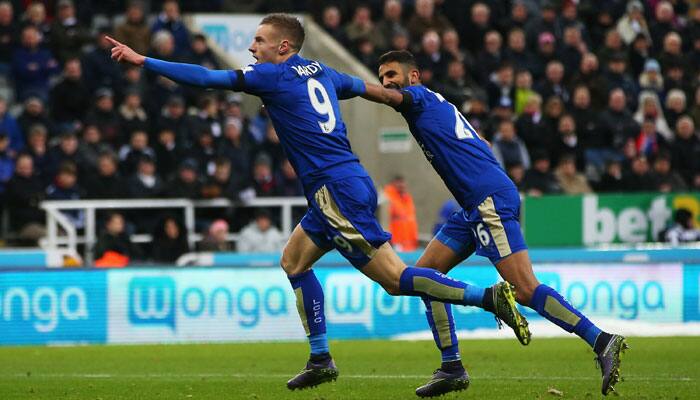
[0,0,697,255]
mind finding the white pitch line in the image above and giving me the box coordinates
[3,373,694,382]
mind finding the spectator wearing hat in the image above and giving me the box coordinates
[85,88,121,147]
[522,149,561,196]
[84,151,127,199]
[0,2,17,75]
[11,24,59,102]
[524,1,558,51]
[237,209,285,253]
[616,0,650,46]
[49,58,90,131]
[49,0,91,63]
[164,158,201,198]
[18,95,53,140]
[199,218,231,252]
[151,0,191,55]
[5,154,45,243]
[114,1,151,56]
[638,58,664,97]
[530,31,558,81]
[82,29,124,93]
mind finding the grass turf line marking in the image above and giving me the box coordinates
[2,373,693,382]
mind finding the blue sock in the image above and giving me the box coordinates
[399,266,485,307]
[288,269,328,355]
[422,297,461,362]
[530,284,602,348]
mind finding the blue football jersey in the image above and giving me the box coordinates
[397,85,515,209]
[238,54,368,194]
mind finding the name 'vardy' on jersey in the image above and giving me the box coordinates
[397,85,515,209]
[238,54,369,195]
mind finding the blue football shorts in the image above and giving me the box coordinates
[435,188,528,264]
[301,176,392,268]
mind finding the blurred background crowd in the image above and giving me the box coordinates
[0,0,697,261]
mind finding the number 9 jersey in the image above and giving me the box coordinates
[235,54,370,195]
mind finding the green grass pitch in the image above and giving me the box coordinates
[0,337,697,399]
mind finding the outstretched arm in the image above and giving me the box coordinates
[106,36,236,90]
[361,82,405,108]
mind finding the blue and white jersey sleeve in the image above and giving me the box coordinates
[239,62,280,96]
[324,66,366,100]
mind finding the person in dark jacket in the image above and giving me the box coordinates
[11,25,60,102]
[151,215,189,263]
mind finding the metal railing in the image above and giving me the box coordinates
[40,197,308,264]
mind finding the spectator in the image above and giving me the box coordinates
[598,88,639,151]
[93,212,142,264]
[5,154,45,244]
[552,114,584,170]
[407,0,452,45]
[18,95,52,141]
[25,124,50,184]
[623,155,654,191]
[615,0,650,46]
[638,58,664,97]
[554,154,592,194]
[522,150,561,196]
[85,88,121,147]
[375,0,403,52]
[164,158,201,198]
[153,128,180,180]
[664,89,687,133]
[151,0,191,55]
[151,215,189,263]
[11,24,59,102]
[277,158,302,197]
[127,154,163,198]
[49,58,90,131]
[664,208,700,245]
[45,161,84,228]
[82,29,124,93]
[670,116,700,185]
[84,151,127,199]
[319,5,345,45]
[633,91,673,141]
[595,159,625,192]
[251,152,279,197]
[237,209,285,253]
[199,218,231,252]
[492,118,530,169]
[651,151,687,192]
[49,0,91,63]
[119,130,155,176]
[118,89,149,135]
[383,175,418,251]
[0,132,12,193]
[0,1,17,75]
[114,0,151,55]
[415,30,449,82]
